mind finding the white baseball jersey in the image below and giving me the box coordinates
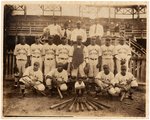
[43,43,57,59]
[46,69,68,82]
[89,24,104,37]
[87,45,102,59]
[23,66,43,82]
[71,28,87,42]
[75,81,85,88]
[101,45,115,59]
[14,44,30,60]
[56,44,72,62]
[31,44,43,57]
[114,72,136,85]
[95,71,114,83]
[114,44,131,60]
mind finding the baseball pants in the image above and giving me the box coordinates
[44,57,56,75]
[16,59,27,75]
[46,78,68,91]
[71,62,86,77]
[88,58,99,77]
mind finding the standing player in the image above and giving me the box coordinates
[56,36,72,75]
[70,35,89,79]
[87,36,101,78]
[71,21,87,44]
[114,37,131,73]
[43,36,57,75]
[101,37,115,73]
[14,36,30,87]
[30,36,43,71]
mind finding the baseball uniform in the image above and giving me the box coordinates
[114,44,131,72]
[46,68,68,91]
[113,72,138,94]
[95,71,116,95]
[30,43,43,70]
[43,43,57,75]
[101,44,115,72]
[87,44,101,77]
[19,66,45,91]
[14,43,30,75]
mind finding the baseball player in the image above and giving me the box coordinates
[45,63,68,96]
[19,62,45,97]
[30,36,43,71]
[101,37,115,73]
[95,64,116,96]
[43,36,57,75]
[14,36,30,87]
[70,35,89,79]
[87,36,101,78]
[114,37,131,73]
[56,36,72,74]
[113,65,138,100]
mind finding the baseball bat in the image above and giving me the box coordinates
[58,100,72,110]
[88,100,103,110]
[21,76,46,96]
[83,100,93,111]
[80,102,84,111]
[76,102,80,112]
[57,87,63,99]
[86,100,99,111]
[88,97,110,109]
[50,98,73,109]
[68,97,77,112]
[120,92,126,101]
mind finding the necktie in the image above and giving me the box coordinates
[64,30,67,37]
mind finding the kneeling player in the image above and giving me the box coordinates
[19,62,45,97]
[95,64,116,96]
[45,63,68,96]
[114,65,138,100]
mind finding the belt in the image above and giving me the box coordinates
[32,56,40,58]
[60,58,68,60]
[90,58,98,60]
[17,59,27,61]
[47,58,54,60]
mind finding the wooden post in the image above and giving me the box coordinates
[136,59,140,82]
[140,55,146,82]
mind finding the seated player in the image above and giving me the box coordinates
[75,78,85,97]
[45,63,68,96]
[95,64,116,96]
[19,62,45,97]
[114,65,138,100]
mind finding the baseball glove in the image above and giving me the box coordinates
[120,59,126,65]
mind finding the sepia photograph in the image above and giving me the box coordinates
[2,1,148,118]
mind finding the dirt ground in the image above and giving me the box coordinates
[3,80,146,117]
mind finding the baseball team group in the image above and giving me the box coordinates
[13,19,138,100]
